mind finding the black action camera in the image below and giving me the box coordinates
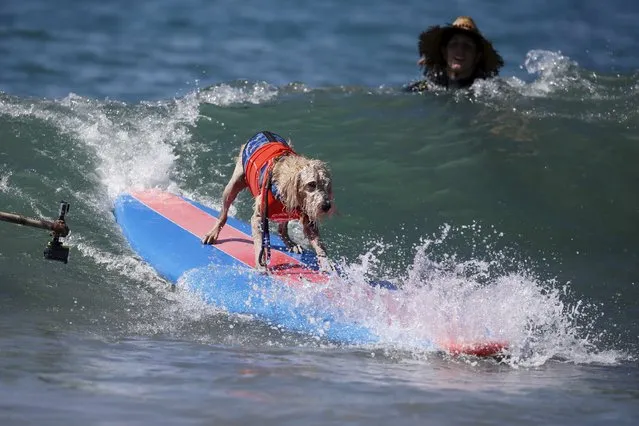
[43,201,70,264]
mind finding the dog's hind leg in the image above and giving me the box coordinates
[277,222,303,254]
[202,156,247,244]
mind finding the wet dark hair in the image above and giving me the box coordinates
[441,29,481,51]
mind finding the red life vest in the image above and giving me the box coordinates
[243,135,302,222]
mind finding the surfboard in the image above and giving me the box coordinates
[114,190,507,357]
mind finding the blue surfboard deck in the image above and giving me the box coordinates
[114,190,382,345]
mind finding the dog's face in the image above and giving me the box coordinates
[297,160,333,222]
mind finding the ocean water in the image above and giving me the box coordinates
[1,0,638,424]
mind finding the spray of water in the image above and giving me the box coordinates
[239,221,625,367]
[198,81,279,106]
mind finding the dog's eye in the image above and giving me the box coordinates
[305,182,317,192]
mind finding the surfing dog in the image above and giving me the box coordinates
[202,131,335,272]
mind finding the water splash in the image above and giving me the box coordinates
[467,49,639,130]
[0,168,13,193]
[469,49,597,100]
[54,93,201,201]
[517,49,596,96]
[198,80,279,106]
[371,225,621,366]
[239,223,625,367]
[0,92,202,205]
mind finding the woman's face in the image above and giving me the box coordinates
[443,33,481,78]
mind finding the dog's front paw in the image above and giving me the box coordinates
[317,255,335,273]
[202,227,220,245]
[255,264,269,275]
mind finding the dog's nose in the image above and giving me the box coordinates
[321,200,332,212]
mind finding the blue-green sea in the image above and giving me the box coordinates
[1,1,638,424]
